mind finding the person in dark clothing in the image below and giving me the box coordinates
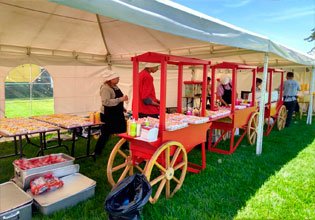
[94,70,128,155]
[282,71,300,127]
[217,76,232,106]
[206,76,211,109]
[256,78,263,92]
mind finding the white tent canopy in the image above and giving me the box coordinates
[0,0,314,116]
[52,0,314,66]
[0,0,314,65]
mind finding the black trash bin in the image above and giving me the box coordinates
[105,174,152,220]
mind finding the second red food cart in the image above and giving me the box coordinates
[208,62,259,154]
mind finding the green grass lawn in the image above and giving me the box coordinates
[0,116,314,219]
[5,98,54,118]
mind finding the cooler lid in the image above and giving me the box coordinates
[30,173,96,206]
[0,181,32,214]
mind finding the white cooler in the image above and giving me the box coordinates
[29,172,96,215]
[0,182,33,220]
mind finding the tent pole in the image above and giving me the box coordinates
[307,67,315,124]
[96,14,111,64]
[256,53,269,155]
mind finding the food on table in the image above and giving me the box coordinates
[14,154,66,170]
[206,108,231,119]
[136,113,209,131]
[32,114,93,128]
[0,118,58,136]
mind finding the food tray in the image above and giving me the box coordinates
[0,181,33,220]
[13,153,75,185]
[185,116,209,124]
[30,173,96,215]
[13,164,80,190]
[31,114,94,129]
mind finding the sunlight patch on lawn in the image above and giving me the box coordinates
[235,139,315,219]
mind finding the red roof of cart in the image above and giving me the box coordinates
[132,52,211,65]
[211,62,257,70]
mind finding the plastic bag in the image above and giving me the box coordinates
[105,174,152,220]
[30,174,63,195]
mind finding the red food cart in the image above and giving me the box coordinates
[257,67,287,135]
[207,62,259,154]
[106,52,211,203]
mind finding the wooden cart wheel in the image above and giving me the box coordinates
[107,138,145,187]
[277,105,287,130]
[247,112,259,145]
[144,141,188,204]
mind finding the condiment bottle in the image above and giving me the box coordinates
[145,118,150,127]
[89,112,95,123]
[130,119,137,137]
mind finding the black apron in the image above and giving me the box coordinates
[222,83,232,105]
[103,87,126,134]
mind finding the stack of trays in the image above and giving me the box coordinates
[13,153,75,190]
[12,153,96,215]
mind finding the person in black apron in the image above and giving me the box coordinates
[95,71,128,155]
[206,76,211,109]
[221,83,232,105]
[217,76,232,106]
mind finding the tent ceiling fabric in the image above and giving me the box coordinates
[50,0,314,66]
[0,0,313,67]
[0,0,106,55]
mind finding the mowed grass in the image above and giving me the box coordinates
[0,110,315,218]
[235,143,315,219]
[5,98,54,118]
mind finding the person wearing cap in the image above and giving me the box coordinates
[94,70,128,155]
[282,71,300,127]
[217,76,232,106]
[138,63,160,118]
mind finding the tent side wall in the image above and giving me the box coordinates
[0,53,109,117]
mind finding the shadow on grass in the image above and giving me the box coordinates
[142,117,315,219]
[0,117,314,219]
[0,134,118,220]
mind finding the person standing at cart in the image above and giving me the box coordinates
[138,63,160,118]
[94,70,128,155]
[206,76,211,109]
[282,71,300,127]
[256,78,263,92]
[217,76,232,106]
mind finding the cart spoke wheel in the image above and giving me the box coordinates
[277,105,287,130]
[247,112,259,145]
[144,141,188,204]
[107,138,145,187]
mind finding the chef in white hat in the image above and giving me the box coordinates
[138,63,160,118]
[217,75,232,106]
[94,70,128,155]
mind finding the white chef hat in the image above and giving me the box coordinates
[103,70,119,82]
[144,63,160,68]
[221,76,231,85]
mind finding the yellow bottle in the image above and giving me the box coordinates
[94,112,101,123]
[89,112,95,123]
[127,118,131,135]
